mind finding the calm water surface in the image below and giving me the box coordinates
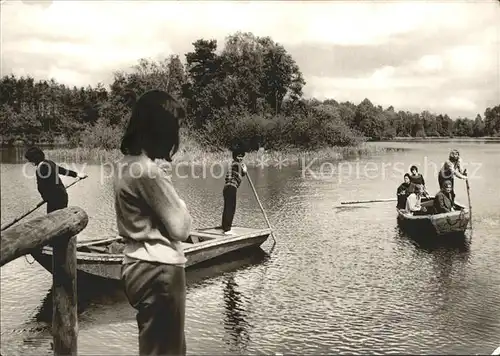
[1,142,499,355]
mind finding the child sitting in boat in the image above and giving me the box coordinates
[221,146,247,235]
[433,180,455,213]
[396,173,414,209]
[405,184,428,215]
[409,165,429,198]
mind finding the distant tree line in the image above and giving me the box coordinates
[1,31,499,150]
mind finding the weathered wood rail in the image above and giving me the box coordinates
[1,206,89,356]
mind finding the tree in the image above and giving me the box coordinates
[354,98,386,139]
[484,105,500,136]
[411,113,425,137]
[220,32,305,115]
[453,118,474,136]
[472,114,486,137]
[421,110,438,136]
[436,114,453,137]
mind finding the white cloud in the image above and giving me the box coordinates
[418,55,443,74]
[370,66,396,88]
[446,45,493,75]
[444,97,477,113]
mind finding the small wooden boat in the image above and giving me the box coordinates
[31,226,271,281]
[397,196,470,236]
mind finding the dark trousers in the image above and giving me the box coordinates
[122,261,186,356]
[46,190,69,214]
[222,185,237,232]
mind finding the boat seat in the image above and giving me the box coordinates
[421,200,434,208]
[421,200,436,214]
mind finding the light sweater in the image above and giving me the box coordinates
[113,154,192,265]
[405,193,422,213]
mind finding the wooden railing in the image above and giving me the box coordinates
[0,206,89,356]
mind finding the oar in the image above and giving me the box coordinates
[76,236,122,248]
[0,176,87,232]
[340,198,397,205]
[464,169,473,231]
[246,172,277,250]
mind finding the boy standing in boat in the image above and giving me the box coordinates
[24,146,87,213]
[221,146,247,235]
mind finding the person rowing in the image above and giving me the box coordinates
[24,146,87,214]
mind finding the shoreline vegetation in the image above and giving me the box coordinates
[389,136,500,141]
[41,136,393,166]
[1,31,499,165]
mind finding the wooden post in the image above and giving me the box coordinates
[52,235,78,356]
[0,207,88,266]
[0,206,88,356]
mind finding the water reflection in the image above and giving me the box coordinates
[395,226,471,306]
[395,219,470,254]
[430,243,470,302]
[1,146,29,164]
[223,275,250,354]
[32,249,269,325]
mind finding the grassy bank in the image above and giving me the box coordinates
[44,140,391,167]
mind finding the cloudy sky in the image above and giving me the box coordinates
[1,0,499,118]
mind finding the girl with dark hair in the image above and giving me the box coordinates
[24,146,86,213]
[114,89,192,356]
[396,173,414,209]
[409,165,425,186]
[409,165,429,198]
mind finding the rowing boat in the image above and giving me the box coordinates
[396,196,470,236]
[31,226,271,281]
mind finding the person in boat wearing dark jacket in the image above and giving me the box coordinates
[438,149,467,200]
[433,180,455,213]
[396,173,415,209]
[24,147,86,213]
[409,165,425,185]
[221,146,247,235]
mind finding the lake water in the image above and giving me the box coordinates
[1,141,500,355]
